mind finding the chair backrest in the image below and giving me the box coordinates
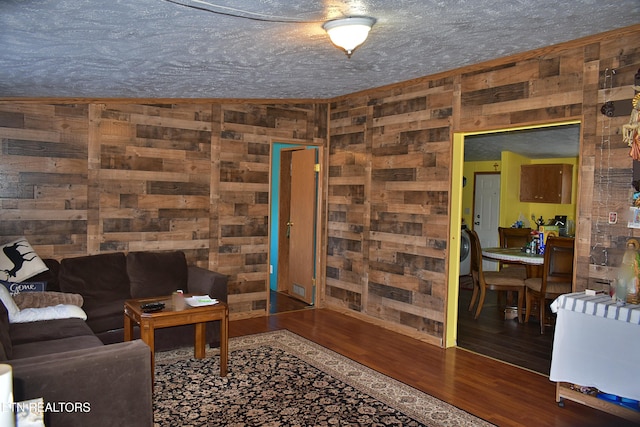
[498,227,532,249]
[541,236,575,294]
[467,229,485,280]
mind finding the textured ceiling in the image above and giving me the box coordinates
[1,0,639,99]
[464,124,580,162]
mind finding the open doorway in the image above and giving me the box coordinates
[268,143,322,314]
[446,121,581,372]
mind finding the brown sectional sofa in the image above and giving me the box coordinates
[0,250,228,427]
[0,301,153,427]
[51,250,228,350]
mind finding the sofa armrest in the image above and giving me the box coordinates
[187,266,228,303]
[9,340,152,427]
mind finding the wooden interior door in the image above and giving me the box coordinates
[276,150,292,293]
[287,148,317,304]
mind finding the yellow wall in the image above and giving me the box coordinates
[500,151,530,227]
[462,156,578,231]
[461,161,500,228]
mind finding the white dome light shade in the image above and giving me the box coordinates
[322,17,376,58]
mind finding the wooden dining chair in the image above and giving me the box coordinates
[498,227,532,276]
[467,229,526,322]
[524,236,575,334]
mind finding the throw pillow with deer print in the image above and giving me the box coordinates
[0,237,48,283]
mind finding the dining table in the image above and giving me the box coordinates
[480,247,544,321]
[481,247,544,278]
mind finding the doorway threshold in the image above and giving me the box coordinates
[269,290,314,314]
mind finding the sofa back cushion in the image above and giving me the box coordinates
[59,253,131,303]
[127,251,188,298]
[29,258,61,291]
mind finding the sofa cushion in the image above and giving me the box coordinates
[11,305,87,324]
[13,291,83,310]
[11,335,103,359]
[59,253,131,304]
[30,258,60,292]
[9,340,153,427]
[10,318,95,345]
[83,299,128,334]
[127,251,188,298]
[0,302,11,360]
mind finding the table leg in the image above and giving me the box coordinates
[220,308,228,377]
[124,313,133,341]
[140,322,155,382]
[194,322,206,359]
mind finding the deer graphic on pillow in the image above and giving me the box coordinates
[1,241,38,280]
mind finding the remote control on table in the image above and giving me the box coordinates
[140,302,165,312]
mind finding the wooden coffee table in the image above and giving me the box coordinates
[124,296,228,381]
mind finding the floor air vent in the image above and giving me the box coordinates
[292,284,305,297]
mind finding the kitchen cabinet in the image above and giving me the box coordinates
[520,163,572,204]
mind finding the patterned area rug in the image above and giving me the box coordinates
[153,330,492,426]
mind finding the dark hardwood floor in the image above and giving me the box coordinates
[230,308,634,426]
[269,289,313,314]
[456,275,554,375]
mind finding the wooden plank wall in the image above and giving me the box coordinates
[95,103,213,265]
[326,96,370,313]
[327,79,454,345]
[587,36,640,288]
[0,104,89,257]
[216,103,324,318]
[0,102,324,319]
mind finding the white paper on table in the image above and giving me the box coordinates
[184,296,219,307]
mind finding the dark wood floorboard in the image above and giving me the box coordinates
[230,308,635,427]
[456,275,554,375]
[269,289,313,314]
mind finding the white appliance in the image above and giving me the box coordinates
[460,228,471,276]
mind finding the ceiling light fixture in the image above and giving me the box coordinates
[322,16,376,58]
